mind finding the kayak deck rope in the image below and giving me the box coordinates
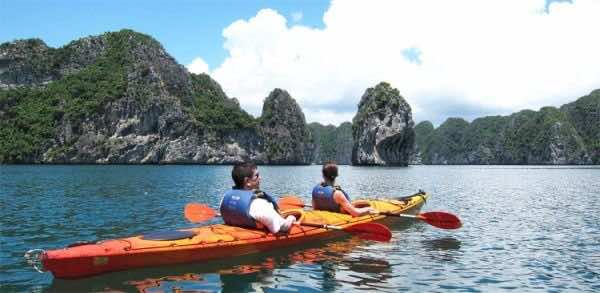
[24,249,46,273]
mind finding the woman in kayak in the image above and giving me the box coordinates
[220,162,297,234]
[312,161,377,217]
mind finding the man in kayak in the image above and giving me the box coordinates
[220,162,297,234]
[312,161,377,217]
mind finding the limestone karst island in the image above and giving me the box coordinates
[1,30,598,165]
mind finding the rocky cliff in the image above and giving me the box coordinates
[259,89,314,164]
[309,122,353,165]
[561,89,600,164]
[0,30,313,164]
[410,120,434,164]
[351,82,415,166]
[415,91,599,164]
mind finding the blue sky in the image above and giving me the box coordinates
[1,0,329,69]
[2,0,597,127]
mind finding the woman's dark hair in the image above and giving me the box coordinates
[232,162,256,188]
[322,161,338,181]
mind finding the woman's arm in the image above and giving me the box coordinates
[333,191,376,217]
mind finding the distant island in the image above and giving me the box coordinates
[1,29,598,165]
[413,91,599,165]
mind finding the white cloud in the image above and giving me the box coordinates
[207,0,600,126]
[291,11,303,22]
[306,109,356,126]
[187,57,209,74]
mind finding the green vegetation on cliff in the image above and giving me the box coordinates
[462,116,507,163]
[0,87,56,161]
[309,122,353,164]
[561,90,600,163]
[334,122,353,164]
[190,73,256,132]
[259,89,314,164]
[0,31,131,162]
[423,118,469,164]
[414,121,434,151]
[416,91,598,164]
[309,123,337,162]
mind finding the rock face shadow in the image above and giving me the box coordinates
[376,131,415,165]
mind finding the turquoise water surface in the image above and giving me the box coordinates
[1,165,599,292]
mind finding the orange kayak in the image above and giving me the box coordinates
[26,192,427,279]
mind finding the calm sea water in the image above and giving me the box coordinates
[1,165,599,292]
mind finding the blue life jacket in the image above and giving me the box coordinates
[312,183,350,213]
[220,188,279,229]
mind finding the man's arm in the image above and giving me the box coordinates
[249,198,296,233]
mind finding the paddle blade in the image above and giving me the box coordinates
[419,212,462,229]
[343,223,392,242]
[278,196,306,210]
[184,203,217,223]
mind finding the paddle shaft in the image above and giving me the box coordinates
[299,222,344,230]
[382,212,422,219]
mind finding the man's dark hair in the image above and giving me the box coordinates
[322,161,338,181]
[232,162,257,188]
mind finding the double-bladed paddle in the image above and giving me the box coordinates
[183,202,392,241]
[277,196,462,230]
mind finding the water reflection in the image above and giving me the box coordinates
[48,236,391,292]
[346,257,392,274]
[422,237,462,251]
[127,273,219,293]
[420,237,462,263]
